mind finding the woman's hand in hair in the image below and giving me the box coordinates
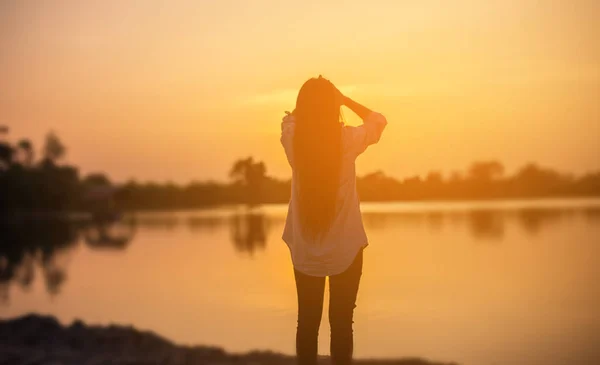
[320,76,344,107]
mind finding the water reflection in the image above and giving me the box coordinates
[187,216,227,233]
[230,213,268,256]
[468,210,505,240]
[83,217,136,250]
[362,206,597,241]
[0,216,136,302]
[1,204,599,301]
[583,206,600,223]
[516,208,576,236]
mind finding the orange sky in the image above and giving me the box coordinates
[1,0,599,182]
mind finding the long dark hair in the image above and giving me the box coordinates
[293,77,343,240]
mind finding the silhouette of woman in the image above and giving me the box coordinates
[280,76,387,365]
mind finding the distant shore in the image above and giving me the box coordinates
[0,314,457,365]
[2,129,599,213]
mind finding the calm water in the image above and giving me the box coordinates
[1,199,600,365]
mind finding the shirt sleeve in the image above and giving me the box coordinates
[280,114,296,166]
[345,112,387,157]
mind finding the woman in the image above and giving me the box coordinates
[280,76,387,365]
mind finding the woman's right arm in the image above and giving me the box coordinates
[342,96,387,155]
[343,96,372,120]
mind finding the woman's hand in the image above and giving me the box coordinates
[319,75,345,107]
[283,110,296,125]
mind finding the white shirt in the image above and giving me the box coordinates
[280,111,388,276]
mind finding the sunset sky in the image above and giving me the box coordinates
[1,0,599,182]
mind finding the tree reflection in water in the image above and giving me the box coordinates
[230,213,268,256]
[2,205,598,300]
[83,216,136,250]
[0,215,136,302]
[360,206,600,242]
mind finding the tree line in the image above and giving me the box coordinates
[1,129,599,214]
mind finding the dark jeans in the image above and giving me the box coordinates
[294,249,363,365]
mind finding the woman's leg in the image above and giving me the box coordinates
[294,269,326,365]
[328,249,363,365]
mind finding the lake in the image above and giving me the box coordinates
[1,199,599,365]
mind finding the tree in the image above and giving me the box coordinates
[511,163,570,196]
[426,171,444,184]
[82,173,112,187]
[229,157,267,206]
[0,143,12,170]
[17,139,34,167]
[0,126,13,169]
[229,157,266,185]
[468,161,504,181]
[43,131,66,163]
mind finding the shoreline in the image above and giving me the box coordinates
[3,196,600,219]
[0,314,457,365]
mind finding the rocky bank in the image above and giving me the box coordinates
[0,314,457,365]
